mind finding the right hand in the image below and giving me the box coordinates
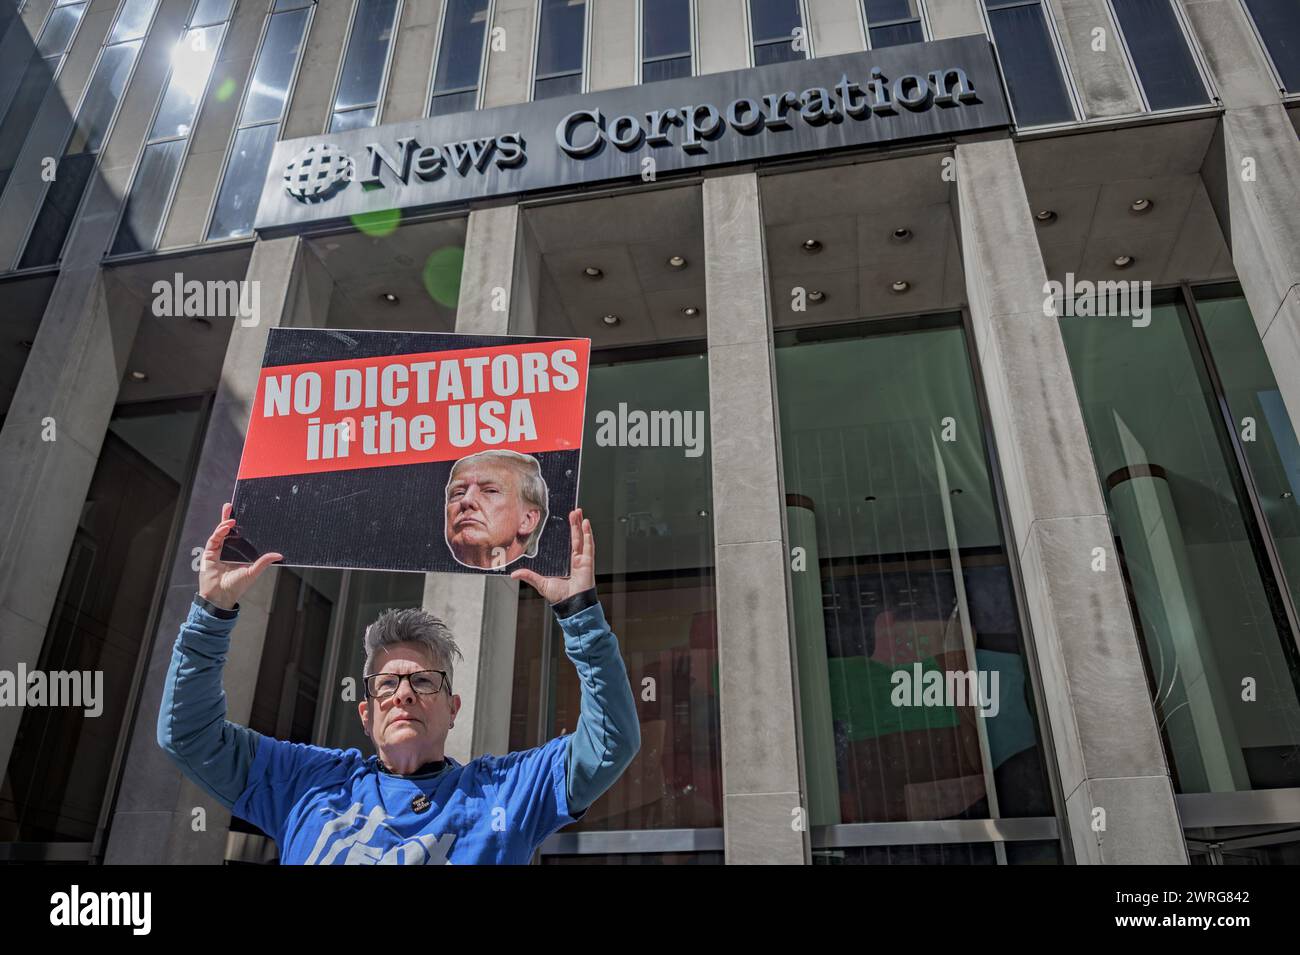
[199,502,283,611]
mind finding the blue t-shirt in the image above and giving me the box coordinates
[235,734,583,865]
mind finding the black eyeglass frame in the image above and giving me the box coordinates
[362,669,452,700]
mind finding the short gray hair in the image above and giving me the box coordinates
[448,449,549,557]
[362,608,464,690]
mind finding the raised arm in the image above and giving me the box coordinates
[513,509,640,814]
[157,504,282,810]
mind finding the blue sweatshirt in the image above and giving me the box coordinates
[157,590,639,864]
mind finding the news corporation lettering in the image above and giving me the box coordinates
[282,66,980,205]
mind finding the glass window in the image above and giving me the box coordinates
[982,0,1075,126]
[66,39,141,156]
[208,123,279,240]
[642,0,691,82]
[534,0,586,100]
[775,316,1054,826]
[330,0,399,130]
[750,0,804,64]
[864,0,924,48]
[191,0,234,26]
[1192,284,1300,622]
[1058,288,1300,793]
[110,138,186,255]
[208,5,312,240]
[0,397,206,842]
[18,150,95,269]
[240,6,310,125]
[1110,0,1208,110]
[1242,0,1300,92]
[108,0,158,43]
[150,25,224,141]
[509,349,722,831]
[430,0,488,113]
[37,2,85,56]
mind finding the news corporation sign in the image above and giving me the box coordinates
[253,35,1009,233]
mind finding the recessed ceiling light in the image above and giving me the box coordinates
[129,370,148,381]
[584,266,603,279]
[1129,198,1153,214]
[864,495,877,502]
[697,509,709,518]
[667,255,687,269]
[681,305,700,318]
[601,314,621,326]
[1113,255,1135,269]
[891,280,910,293]
[801,239,823,254]
[891,227,913,243]
[1034,210,1057,224]
[808,290,826,304]
[380,292,399,304]
[950,487,963,495]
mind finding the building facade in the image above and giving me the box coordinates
[0,0,1298,865]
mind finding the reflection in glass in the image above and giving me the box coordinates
[510,351,722,831]
[534,0,586,99]
[643,0,691,82]
[109,0,159,43]
[864,0,924,49]
[1110,0,1208,110]
[208,123,278,239]
[983,0,1074,126]
[110,139,186,255]
[1059,289,1300,792]
[430,0,489,111]
[240,7,310,125]
[150,26,224,140]
[1243,0,1300,92]
[775,317,1052,826]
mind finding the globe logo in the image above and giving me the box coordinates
[284,144,354,202]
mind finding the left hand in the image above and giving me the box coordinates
[511,508,594,604]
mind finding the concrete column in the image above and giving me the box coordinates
[1187,0,1300,435]
[281,0,352,139]
[703,172,807,865]
[158,0,267,249]
[381,0,445,123]
[424,202,541,763]
[926,0,986,39]
[954,135,1187,864]
[588,0,636,91]
[105,236,336,864]
[1048,0,1143,118]
[481,0,538,108]
[806,0,864,57]
[0,0,192,790]
[697,0,750,75]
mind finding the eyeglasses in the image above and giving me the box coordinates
[363,669,451,701]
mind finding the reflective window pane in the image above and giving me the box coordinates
[110,138,184,255]
[534,72,581,100]
[1194,285,1300,617]
[430,88,476,115]
[870,21,924,48]
[329,105,376,131]
[535,0,585,77]
[775,318,1053,825]
[1059,291,1300,792]
[643,0,690,60]
[109,0,159,43]
[750,0,801,42]
[37,1,85,56]
[643,55,691,84]
[432,0,488,96]
[865,0,920,20]
[67,39,141,155]
[1111,0,1208,110]
[150,25,224,140]
[191,0,234,26]
[984,2,1074,126]
[207,122,278,239]
[754,39,802,65]
[19,151,95,268]
[1244,0,1300,92]
[333,0,398,112]
[0,56,62,197]
[240,7,310,125]
[510,352,722,831]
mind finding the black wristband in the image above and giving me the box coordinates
[194,593,239,619]
[550,587,598,619]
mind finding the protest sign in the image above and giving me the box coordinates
[220,328,590,577]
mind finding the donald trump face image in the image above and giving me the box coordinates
[445,450,549,570]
